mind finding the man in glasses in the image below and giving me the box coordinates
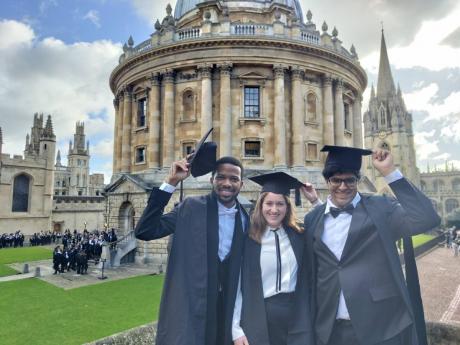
[304,145,440,345]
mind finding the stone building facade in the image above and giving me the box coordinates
[52,122,106,232]
[0,113,56,234]
[420,167,460,225]
[106,0,368,265]
[0,115,106,235]
[54,122,105,197]
[363,31,420,193]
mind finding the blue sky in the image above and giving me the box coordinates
[1,0,152,43]
[1,0,459,183]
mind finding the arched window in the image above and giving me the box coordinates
[380,108,386,126]
[420,181,427,191]
[182,89,195,121]
[445,199,459,214]
[306,93,317,121]
[452,179,460,191]
[12,174,30,212]
[433,180,445,192]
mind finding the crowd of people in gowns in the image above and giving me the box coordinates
[52,228,117,275]
[0,231,25,248]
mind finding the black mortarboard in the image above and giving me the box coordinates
[249,172,304,206]
[321,145,372,171]
[188,128,217,177]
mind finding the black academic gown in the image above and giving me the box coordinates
[239,227,314,345]
[135,188,248,345]
[304,178,440,345]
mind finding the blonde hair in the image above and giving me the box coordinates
[249,192,302,243]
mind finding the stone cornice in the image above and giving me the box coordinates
[110,37,367,93]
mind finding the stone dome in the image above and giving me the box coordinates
[174,0,304,21]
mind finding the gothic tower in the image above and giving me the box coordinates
[363,30,420,192]
[68,122,90,196]
[40,115,57,217]
[0,126,3,156]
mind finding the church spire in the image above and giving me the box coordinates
[377,29,396,99]
[0,127,3,155]
[56,150,62,166]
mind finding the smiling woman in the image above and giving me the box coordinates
[233,172,312,345]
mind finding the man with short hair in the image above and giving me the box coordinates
[305,146,440,345]
[135,155,249,345]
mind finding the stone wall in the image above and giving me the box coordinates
[85,322,460,345]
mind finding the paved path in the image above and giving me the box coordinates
[418,246,460,325]
[1,260,162,289]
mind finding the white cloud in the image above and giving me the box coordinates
[0,20,35,49]
[83,10,101,28]
[131,0,171,25]
[361,3,460,71]
[414,130,439,160]
[433,153,451,160]
[0,20,121,183]
[402,83,460,123]
[91,138,114,158]
[39,0,58,15]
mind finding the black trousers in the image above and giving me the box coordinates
[265,293,295,345]
[214,258,230,345]
[318,319,411,345]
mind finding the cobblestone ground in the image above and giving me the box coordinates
[418,246,460,326]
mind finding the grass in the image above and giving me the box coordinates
[0,246,52,277]
[412,234,435,248]
[0,274,164,345]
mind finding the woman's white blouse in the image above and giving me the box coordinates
[232,226,298,340]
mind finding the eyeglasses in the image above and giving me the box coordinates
[328,177,359,187]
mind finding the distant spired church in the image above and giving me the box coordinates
[54,122,105,197]
[0,113,56,234]
[363,31,420,193]
[105,0,371,265]
[0,115,106,235]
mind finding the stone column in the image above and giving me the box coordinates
[291,67,304,168]
[322,74,334,146]
[334,79,345,146]
[199,64,213,139]
[112,97,120,173]
[273,65,287,169]
[162,70,175,168]
[121,86,133,172]
[148,73,161,169]
[352,93,363,148]
[219,63,232,157]
[116,93,124,173]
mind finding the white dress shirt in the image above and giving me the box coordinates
[159,182,244,261]
[321,169,404,320]
[232,226,298,340]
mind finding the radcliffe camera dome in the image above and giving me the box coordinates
[174,0,304,21]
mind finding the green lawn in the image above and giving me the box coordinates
[412,234,435,248]
[0,275,163,345]
[0,246,52,277]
